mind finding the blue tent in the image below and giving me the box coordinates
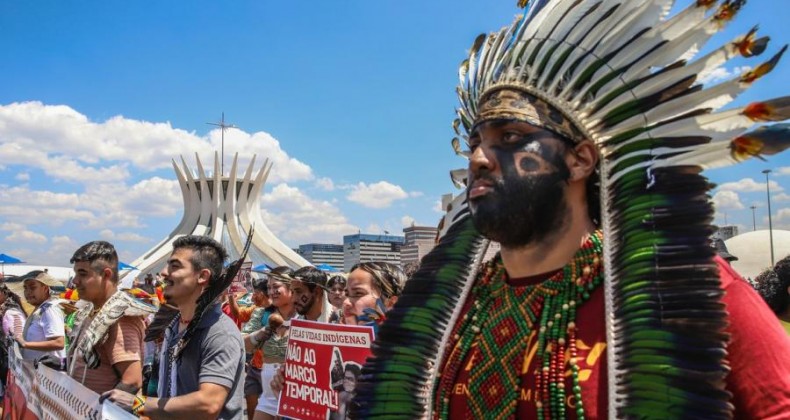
[0,254,23,264]
[0,253,23,276]
[253,263,273,272]
[118,262,138,270]
[315,263,340,272]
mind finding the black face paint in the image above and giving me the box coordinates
[468,134,572,247]
[519,156,541,172]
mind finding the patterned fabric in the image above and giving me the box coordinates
[68,290,155,372]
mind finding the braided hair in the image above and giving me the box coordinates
[349,262,406,299]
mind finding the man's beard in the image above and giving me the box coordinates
[295,294,316,315]
[469,171,568,248]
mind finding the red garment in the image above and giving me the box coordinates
[446,271,607,419]
[716,256,790,419]
[444,256,790,419]
[221,302,243,329]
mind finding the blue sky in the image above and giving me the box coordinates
[1,1,789,265]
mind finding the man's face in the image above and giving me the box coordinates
[72,261,111,304]
[466,118,571,247]
[160,248,205,306]
[291,279,318,315]
[23,280,50,306]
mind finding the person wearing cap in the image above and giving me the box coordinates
[291,266,333,323]
[67,240,154,395]
[16,270,66,364]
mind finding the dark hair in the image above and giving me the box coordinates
[344,363,362,379]
[172,236,228,284]
[293,266,328,292]
[349,262,406,299]
[755,255,790,315]
[327,275,346,289]
[0,284,26,315]
[267,266,295,285]
[253,278,269,297]
[70,241,119,283]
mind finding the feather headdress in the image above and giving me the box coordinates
[352,0,790,418]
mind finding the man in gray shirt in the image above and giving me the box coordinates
[102,236,245,419]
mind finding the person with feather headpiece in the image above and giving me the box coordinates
[66,241,155,395]
[102,235,246,419]
[351,1,790,419]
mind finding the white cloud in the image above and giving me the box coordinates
[346,181,409,209]
[711,190,744,210]
[5,229,47,244]
[15,172,29,181]
[698,66,751,85]
[773,208,790,230]
[777,167,790,176]
[401,215,415,227]
[409,191,424,198]
[260,183,358,245]
[717,177,783,193]
[773,193,790,202]
[365,224,382,234]
[0,101,313,185]
[0,223,25,231]
[432,200,444,213]
[99,229,151,243]
[314,177,335,191]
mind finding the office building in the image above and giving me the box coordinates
[343,234,405,271]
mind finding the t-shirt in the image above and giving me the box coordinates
[22,300,66,361]
[241,306,272,369]
[221,302,243,329]
[69,315,146,394]
[442,255,790,419]
[158,304,245,420]
[3,307,26,338]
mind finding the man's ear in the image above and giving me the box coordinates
[568,140,598,182]
[103,266,114,282]
[197,269,212,286]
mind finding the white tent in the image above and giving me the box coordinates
[725,229,790,279]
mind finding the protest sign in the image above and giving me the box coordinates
[229,261,252,294]
[278,319,374,420]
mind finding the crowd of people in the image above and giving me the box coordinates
[0,237,406,419]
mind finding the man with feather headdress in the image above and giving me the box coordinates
[102,235,246,419]
[352,1,790,419]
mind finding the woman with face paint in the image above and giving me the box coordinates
[243,266,296,420]
[342,262,406,330]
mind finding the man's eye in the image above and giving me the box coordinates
[503,132,524,144]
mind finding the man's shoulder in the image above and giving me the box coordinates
[203,312,243,343]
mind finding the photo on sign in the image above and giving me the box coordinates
[328,347,361,420]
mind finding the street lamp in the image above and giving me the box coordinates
[762,169,775,266]
[750,205,757,231]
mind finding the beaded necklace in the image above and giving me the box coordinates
[435,230,603,420]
